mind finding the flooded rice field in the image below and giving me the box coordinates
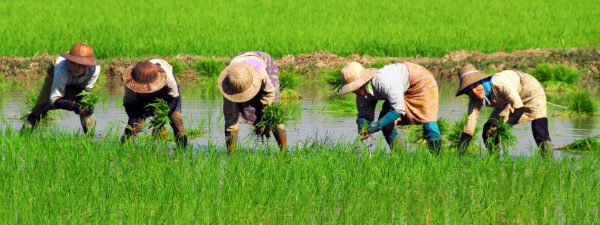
[1,78,598,157]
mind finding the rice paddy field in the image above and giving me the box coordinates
[2,0,600,223]
[1,129,599,224]
[0,0,599,58]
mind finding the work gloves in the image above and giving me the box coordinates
[506,107,525,126]
[366,111,401,134]
[53,98,81,114]
[458,132,473,154]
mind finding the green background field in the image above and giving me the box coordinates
[1,0,599,58]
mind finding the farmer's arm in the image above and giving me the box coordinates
[458,98,482,152]
[121,90,145,141]
[82,65,101,91]
[356,95,376,134]
[495,80,525,125]
[49,58,69,105]
[260,72,276,105]
[366,70,408,134]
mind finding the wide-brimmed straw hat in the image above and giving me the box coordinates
[455,63,492,96]
[219,62,262,103]
[123,61,167,94]
[336,62,378,95]
[60,43,100,66]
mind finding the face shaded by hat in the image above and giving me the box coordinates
[218,62,263,103]
[60,43,100,66]
[123,61,167,94]
[336,62,378,95]
[455,63,492,97]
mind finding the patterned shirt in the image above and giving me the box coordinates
[224,51,279,133]
[49,56,101,104]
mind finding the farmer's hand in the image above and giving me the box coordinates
[360,131,370,141]
[78,106,94,116]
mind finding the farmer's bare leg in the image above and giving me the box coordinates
[225,123,240,153]
[121,117,145,143]
[169,111,188,147]
[272,124,287,151]
[532,118,552,156]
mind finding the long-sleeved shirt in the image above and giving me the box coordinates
[357,63,411,120]
[224,51,279,133]
[49,56,101,104]
[123,59,181,118]
[463,70,547,135]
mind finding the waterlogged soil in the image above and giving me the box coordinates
[1,79,599,157]
[1,48,599,156]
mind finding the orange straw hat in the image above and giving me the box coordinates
[60,43,100,66]
[336,62,378,95]
[122,61,167,94]
[218,62,263,103]
[455,63,492,96]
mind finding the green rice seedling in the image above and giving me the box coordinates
[447,115,482,153]
[561,137,600,153]
[280,101,302,121]
[279,69,303,99]
[531,64,582,91]
[169,59,189,75]
[76,91,99,111]
[145,98,170,138]
[255,104,287,136]
[566,90,599,116]
[323,68,342,89]
[195,59,225,78]
[485,119,517,152]
[405,117,450,145]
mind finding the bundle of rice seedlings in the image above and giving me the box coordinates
[561,137,600,153]
[145,98,170,139]
[566,91,598,116]
[485,119,516,152]
[405,118,450,145]
[531,64,582,91]
[279,69,303,100]
[447,115,482,153]
[77,91,99,111]
[255,104,288,136]
[195,59,225,78]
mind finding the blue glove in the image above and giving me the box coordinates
[367,111,401,134]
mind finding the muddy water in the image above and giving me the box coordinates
[1,80,599,156]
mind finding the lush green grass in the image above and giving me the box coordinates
[1,0,599,58]
[1,128,599,224]
[531,63,582,92]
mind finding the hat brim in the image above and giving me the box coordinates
[455,71,491,96]
[122,64,168,94]
[60,52,100,66]
[218,62,263,103]
[336,68,378,95]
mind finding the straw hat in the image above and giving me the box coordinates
[336,62,378,95]
[455,63,492,96]
[122,61,167,94]
[219,62,262,103]
[60,43,100,66]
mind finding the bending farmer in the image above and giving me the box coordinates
[456,64,553,155]
[337,62,442,153]
[24,43,100,134]
[121,59,188,147]
[219,51,287,152]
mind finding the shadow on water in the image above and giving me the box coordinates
[1,76,599,157]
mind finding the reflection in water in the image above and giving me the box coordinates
[1,78,599,157]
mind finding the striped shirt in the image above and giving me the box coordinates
[49,56,101,104]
